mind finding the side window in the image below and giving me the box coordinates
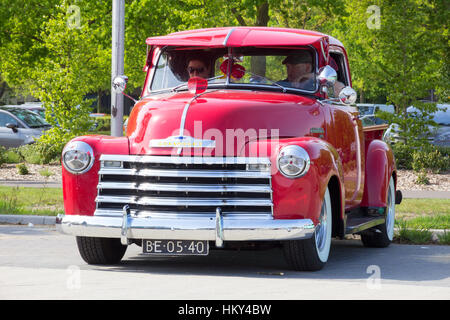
[329,52,348,86]
[0,112,18,127]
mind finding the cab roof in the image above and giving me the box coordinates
[146,27,344,48]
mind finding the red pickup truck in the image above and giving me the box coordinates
[57,27,402,271]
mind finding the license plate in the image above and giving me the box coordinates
[142,239,209,256]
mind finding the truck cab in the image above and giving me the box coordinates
[57,27,400,271]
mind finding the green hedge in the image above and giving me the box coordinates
[392,143,450,173]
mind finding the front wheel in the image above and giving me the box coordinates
[283,187,332,271]
[360,176,396,248]
[76,236,127,265]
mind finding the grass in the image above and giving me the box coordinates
[394,198,449,244]
[396,198,450,216]
[0,186,64,216]
[395,198,450,230]
[437,231,450,245]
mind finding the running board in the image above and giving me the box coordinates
[345,208,386,235]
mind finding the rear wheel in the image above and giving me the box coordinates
[360,176,396,248]
[76,236,127,265]
[283,187,332,271]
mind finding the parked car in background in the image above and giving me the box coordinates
[383,104,450,147]
[0,106,51,148]
[356,104,394,127]
[3,102,46,119]
[17,102,46,118]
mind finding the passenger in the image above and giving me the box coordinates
[187,57,211,79]
[328,56,345,97]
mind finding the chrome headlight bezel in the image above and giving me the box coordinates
[62,141,95,175]
[277,145,310,178]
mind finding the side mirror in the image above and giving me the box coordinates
[318,65,337,89]
[6,123,18,133]
[339,86,358,105]
[112,75,129,94]
[112,75,138,104]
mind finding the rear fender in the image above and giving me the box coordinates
[361,139,396,208]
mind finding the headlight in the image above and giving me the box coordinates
[277,145,310,178]
[62,141,95,174]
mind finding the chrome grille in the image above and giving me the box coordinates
[95,155,273,218]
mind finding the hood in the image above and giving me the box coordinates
[127,90,324,156]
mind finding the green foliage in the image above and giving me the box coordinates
[0,146,5,165]
[0,0,448,150]
[0,146,24,164]
[411,145,450,174]
[392,143,449,173]
[16,163,29,175]
[39,168,54,178]
[438,231,450,245]
[93,116,111,132]
[391,143,413,170]
[395,219,433,244]
[415,169,430,185]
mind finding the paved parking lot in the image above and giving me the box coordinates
[0,225,449,300]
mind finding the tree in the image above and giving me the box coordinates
[337,0,448,145]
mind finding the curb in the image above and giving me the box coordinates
[0,214,56,225]
[0,181,62,188]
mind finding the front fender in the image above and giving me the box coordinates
[245,137,344,224]
[62,135,130,216]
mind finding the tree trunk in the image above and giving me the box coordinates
[0,81,7,101]
[250,2,269,76]
[256,1,269,26]
[97,90,102,113]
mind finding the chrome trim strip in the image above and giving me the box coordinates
[97,182,271,193]
[179,103,191,138]
[345,217,386,235]
[95,195,273,207]
[94,209,273,219]
[223,28,235,46]
[121,205,131,245]
[99,155,271,164]
[99,168,137,175]
[57,214,316,242]
[99,168,271,179]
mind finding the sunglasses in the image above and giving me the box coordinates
[187,66,205,74]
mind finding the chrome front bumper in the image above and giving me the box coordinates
[56,211,316,247]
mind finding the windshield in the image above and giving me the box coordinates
[6,108,50,128]
[150,47,317,93]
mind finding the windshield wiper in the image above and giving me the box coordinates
[244,71,288,93]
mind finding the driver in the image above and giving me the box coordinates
[187,57,211,79]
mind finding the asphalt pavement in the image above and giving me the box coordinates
[0,224,449,300]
